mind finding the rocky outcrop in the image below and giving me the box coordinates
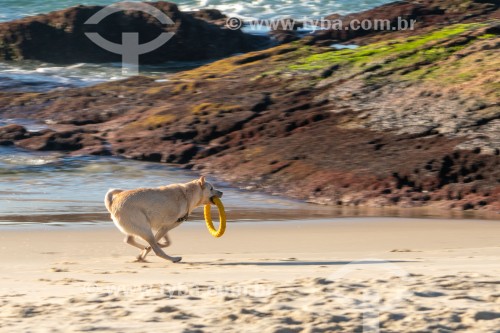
[0,0,498,213]
[189,9,228,27]
[15,129,108,155]
[311,0,498,45]
[0,2,268,64]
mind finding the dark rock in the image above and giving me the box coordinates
[0,2,269,64]
[0,124,28,141]
[142,152,163,162]
[195,144,228,159]
[165,144,199,164]
[321,64,340,78]
[190,9,227,26]
[251,94,273,113]
[269,30,300,44]
[462,202,475,210]
[268,19,303,43]
[16,130,101,151]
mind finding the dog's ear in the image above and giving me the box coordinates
[199,176,206,188]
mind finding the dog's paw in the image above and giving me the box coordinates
[133,257,148,263]
[171,256,182,263]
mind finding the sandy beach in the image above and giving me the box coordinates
[0,0,498,332]
[0,218,499,332]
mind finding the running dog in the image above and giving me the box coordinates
[104,176,223,263]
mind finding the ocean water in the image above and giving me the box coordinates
[0,60,210,92]
[0,147,345,224]
[0,0,392,22]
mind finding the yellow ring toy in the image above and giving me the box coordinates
[204,197,226,238]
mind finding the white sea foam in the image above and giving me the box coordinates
[0,59,210,92]
[0,0,393,22]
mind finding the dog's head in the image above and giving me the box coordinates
[198,176,223,205]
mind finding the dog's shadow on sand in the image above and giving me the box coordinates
[199,260,416,266]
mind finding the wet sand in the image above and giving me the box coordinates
[0,218,499,332]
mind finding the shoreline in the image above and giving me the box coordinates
[1,205,499,227]
[2,215,499,235]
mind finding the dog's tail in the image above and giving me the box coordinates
[104,189,123,213]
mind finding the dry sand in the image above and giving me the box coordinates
[0,218,499,332]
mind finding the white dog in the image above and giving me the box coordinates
[104,176,223,263]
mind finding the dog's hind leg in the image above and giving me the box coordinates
[135,227,182,263]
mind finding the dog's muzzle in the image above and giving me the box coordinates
[210,191,223,204]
